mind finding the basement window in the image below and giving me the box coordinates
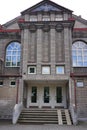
[0,81,3,86]
[10,81,16,87]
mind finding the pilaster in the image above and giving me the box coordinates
[37,29,42,74]
[50,28,56,74]
[22,29,29,75]
[64,27,71,75]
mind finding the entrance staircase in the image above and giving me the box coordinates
[18,109,72,125]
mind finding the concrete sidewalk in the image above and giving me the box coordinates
[0,121,87,130]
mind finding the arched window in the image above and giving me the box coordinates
[72,41,87,67]
[6,42,21,67]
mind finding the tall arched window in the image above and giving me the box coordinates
[72,41,87,67]
[6,42,21,67]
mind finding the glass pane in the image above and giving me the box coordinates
[11,81,15,85]
[7,51,11,55]
[31,87,37,103]
[79,42,85,48]
[56,87,62,103]
[84,56,87,61]
[44,87,49,103]
[30,68,35,73]
[0,81,3,86]
[12,56,16,62]
[17,56,20,62]
[12,61,16,66]
[17,62,20,66]
[6,56,11,61]
[12,51,17,55]
[6,62,11,66]
[78,56,82,61]
[84,62,87,66]
[73,61,77,66]
[78,50,82,56]
[18,51,21,56]
[73,56,77,61]
[77,62,83,66]
[84,50,87,56]
[72,50,76,56]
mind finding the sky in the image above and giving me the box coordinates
[0,0,87,24]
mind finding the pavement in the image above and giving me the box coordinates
[0,120,87,130]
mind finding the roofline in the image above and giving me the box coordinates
[3,15,22,27]
[21,0,73,15]
[73,14,87,25]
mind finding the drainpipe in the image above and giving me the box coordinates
[16,79,19,104]
[70,73,78,125]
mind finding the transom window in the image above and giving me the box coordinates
[72,41,87,67]
[6,42,21,67]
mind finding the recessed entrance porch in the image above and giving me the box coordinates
[23,80,69,109]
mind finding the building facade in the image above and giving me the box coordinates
[0,0,87,123]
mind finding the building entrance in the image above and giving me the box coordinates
[26,84,67,108]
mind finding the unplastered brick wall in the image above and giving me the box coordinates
[76,79,87,118]
[0,78,17,119]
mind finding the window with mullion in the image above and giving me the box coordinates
[6,42,21,67]
[72,41,87,67]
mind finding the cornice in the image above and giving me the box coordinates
[18,20,74,30]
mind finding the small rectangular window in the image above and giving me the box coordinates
[56,66,64,74]
[28,66,36,74]
[77,81,84,87]
[42,66,50,74]
[10,81,16,87]
[0,81,3,86]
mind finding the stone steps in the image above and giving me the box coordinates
[18,108,72,125]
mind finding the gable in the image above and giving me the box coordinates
[32,3,61,12]
[21,0,72,15]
